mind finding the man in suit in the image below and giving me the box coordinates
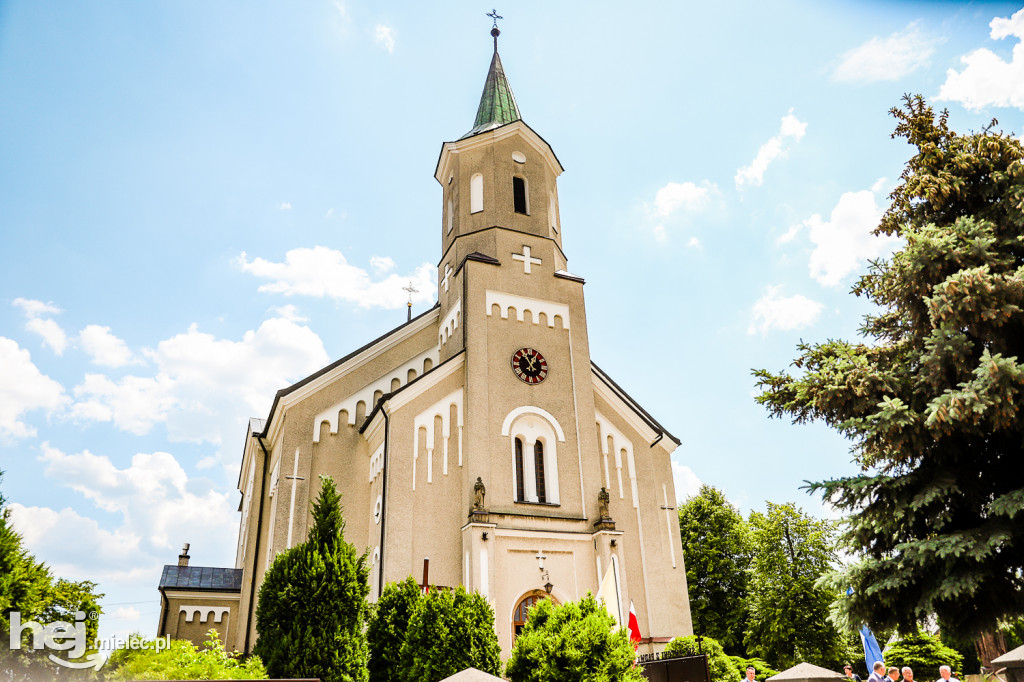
[868,662,887,682]
[936,665,960,682]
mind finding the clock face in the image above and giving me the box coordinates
[511,348,548,384]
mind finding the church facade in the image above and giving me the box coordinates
[157,30,692,658]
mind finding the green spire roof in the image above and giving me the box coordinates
[463,45,521,139]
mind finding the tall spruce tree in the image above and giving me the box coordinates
[754,96,1024,638]
[677,485,752,654]
[254,476,370,682]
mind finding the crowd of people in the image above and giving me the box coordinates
[740,662,961,682]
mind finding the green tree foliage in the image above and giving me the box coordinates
[368,577,422,682]
[505,594,642,682]
[105,629,267,680]
[0,472,104,680]
[400,585,501,682]
[884,630,964,678]
[678,485,753,654]
[665,635,736,682]
[754,95,1024,635]
[744,503,847,669]
[727,655,781,681]
[254,476,370,682]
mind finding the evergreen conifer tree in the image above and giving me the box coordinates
[254,476,369,682]
[755,96,1024,638]
[368,577,422,682]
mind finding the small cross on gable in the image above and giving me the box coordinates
[512,245,542,274]
[441,263,453,293]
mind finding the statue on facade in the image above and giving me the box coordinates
[473,477,486,511]
[598,486,611,520]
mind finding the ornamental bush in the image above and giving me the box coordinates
[505,594,643,682]
[368,577,423,682]
[399,585,501,682]
[105,629,267,680]
[665,635,736,682]
[884,630,964,678]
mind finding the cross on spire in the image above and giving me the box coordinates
[486,9,503,29]
[402,281,418,322]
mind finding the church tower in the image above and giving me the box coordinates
[157,25,692,660]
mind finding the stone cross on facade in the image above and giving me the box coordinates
[512,245,542,274]
[535,550,547,571]
[441,263,453,293]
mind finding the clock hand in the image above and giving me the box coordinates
[525,356,537,371]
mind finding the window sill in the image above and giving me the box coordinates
[514,500,560,508]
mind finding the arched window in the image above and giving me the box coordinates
[534,440,546,503]
[470,173,483,213]
[446,198,454,233]
[502,408,563,505]
[512,591,556,642]
[515,438,525,502]
[513,176,528,214]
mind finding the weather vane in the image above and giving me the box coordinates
[402,281,418,322]
[486,9,503,29]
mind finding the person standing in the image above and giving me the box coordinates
[845,665,863,682]
[744,667,757,682]
[868,662,887,682]
[888,667,901,682]
[935,665,960,682]
[902,667,914,682]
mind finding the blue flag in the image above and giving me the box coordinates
[860,624,885,673]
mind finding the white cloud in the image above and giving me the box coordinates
[748,285,825,336]
[672,461,703,505]
[735,110,807,189]
[0,338,67,440]
[70,313,329,452]
[276,202,292,210]
[370,255,395,273]
[8,444,238,586]
[776,223,802,244]
[111,607,141,622]
[13,297,61,318]
[653,181,712,218]
[938,8,1024,110]
[25,317,68,355]
[805,182,898,286]
[375,24,395,53]
[79,325,141,367]
[13,297,68,355]
[834,23,937,83]
[268,304,307,322]
[687,236,701,249]
[237,246,436,309]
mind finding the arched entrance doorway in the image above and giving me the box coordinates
[512,590,558,642]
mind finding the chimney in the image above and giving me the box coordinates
[178,543,190,567]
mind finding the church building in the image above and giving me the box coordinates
[157,26,693,658]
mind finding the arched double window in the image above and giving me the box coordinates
[503,407,564,505]
[512,591,556,642]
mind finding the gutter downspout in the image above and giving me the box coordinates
[378,405,391,597]
[244,435,271,653]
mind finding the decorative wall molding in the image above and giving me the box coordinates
[595,411,638,509]
[440,300,461,345]
[179,606,230,624]
[486,291,569,329]
[412,388,464,490]
[313,347,440,442]
[369,444,384,483]
[500,406,566,441]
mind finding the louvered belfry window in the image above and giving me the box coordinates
[534,440,546,503]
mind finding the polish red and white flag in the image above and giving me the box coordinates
[627,600,642,645]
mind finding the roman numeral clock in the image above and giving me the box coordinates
[511,347,548,384]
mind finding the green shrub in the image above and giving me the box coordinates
[399,585,501,682]
[368,577,423,682]
[505,594,643,682]
[728,655,780,680]
[105,629,266,680]
[884,630,963,679]
[665,635,735,682]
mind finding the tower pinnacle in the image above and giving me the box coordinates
[463,10,520,139]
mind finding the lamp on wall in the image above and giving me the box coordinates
[544,581,553,594]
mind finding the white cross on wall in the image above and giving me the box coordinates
[441,263,453,293]
[512,245,542,274]
[535,550,547,571]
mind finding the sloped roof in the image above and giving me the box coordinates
[439,668,505,682]
[768,662,846,682]
[993,643,1024,666]
[159,565,243,592]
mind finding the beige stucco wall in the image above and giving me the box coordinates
[160,591,240,650]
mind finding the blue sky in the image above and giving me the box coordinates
[2,0,1023,646]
